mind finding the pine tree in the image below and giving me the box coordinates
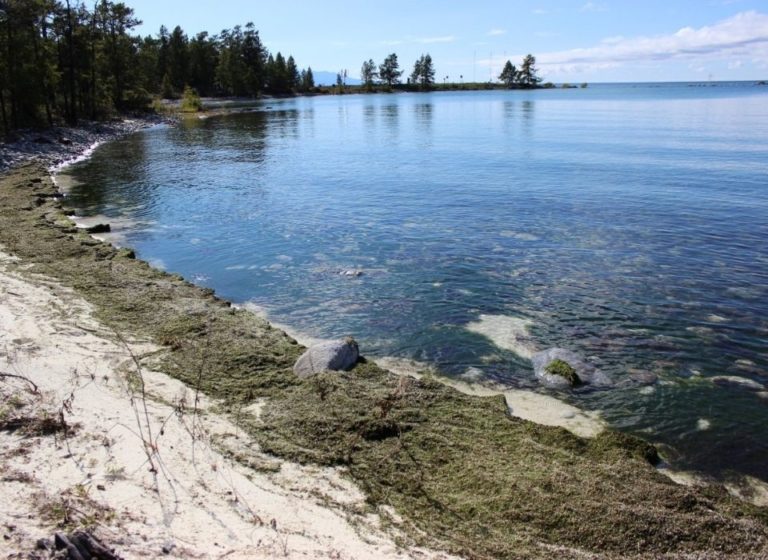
[410,53,435,90]
[286,55,299,91]
[361,58,377,91]
[519,54,540,88]
[378,53,401,88]
[498,60,517,88]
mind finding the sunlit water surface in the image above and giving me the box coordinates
[62,83,768,480]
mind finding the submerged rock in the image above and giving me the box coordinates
[628,370,658,386]
[531,348,612,389]
[711,375,764,392]
[293,337,360,378]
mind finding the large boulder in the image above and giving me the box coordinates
[531,348,611,389]
[293,337,360,378]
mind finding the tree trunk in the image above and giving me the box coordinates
[65,0,77,124]
[30,16,53,126]
[0,87,8,136]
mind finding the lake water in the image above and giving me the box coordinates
[61,82,768,481]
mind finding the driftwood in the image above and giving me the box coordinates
[0,371,39,393]
[49,531,122,560]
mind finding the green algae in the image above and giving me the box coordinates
[1,163,767,559]
[545,358,581,385]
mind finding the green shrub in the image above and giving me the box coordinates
[180,86,203,113]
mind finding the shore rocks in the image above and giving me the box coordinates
[293,337,359,378]
[84,223,111,234]
[0,116,174,172]
[531,348,612,389]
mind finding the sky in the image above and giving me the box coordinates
[123,0,768,83]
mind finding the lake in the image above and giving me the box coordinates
[61,82,768,482]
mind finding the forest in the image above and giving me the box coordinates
[0,0,313,132]
[0,0,547,134]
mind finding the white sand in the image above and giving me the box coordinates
[0,251,458,560]
[465,314,538,360]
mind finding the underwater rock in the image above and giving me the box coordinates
[628,370,658,386]
[531,348,612,389]
[293,337,359,378]
[711,376,764,392]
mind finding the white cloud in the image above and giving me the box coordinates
[379,35,455,47]
[480,11,768,76]
[418,36,456,44]
[581,2,608,12]
[533,9,548,15]
[488,29,507,36]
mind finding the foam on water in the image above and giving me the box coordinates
[50,141,103,175]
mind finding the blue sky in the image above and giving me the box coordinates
[125,0,768,83]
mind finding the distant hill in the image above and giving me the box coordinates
[312,71,362,86]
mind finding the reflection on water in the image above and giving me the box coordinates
[62,85,768,482]
[382,103,399,142]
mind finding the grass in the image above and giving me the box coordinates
[1,163,767,559]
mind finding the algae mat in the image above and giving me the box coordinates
[1,163,767,559]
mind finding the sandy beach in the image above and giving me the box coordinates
[0,250,457,559]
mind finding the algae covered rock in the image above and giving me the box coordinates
[531,348,611,389]
[293,337,359,378]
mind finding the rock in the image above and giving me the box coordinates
[58,137,73,145]
[531,348,612,389]
[293,337,359,378]
[711,376,764,391]
[84,223,111,234]
[628,370,658,386]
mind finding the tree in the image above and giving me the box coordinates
[378,53,401,88]
[519,54,540,87]
[301,66,314,91]
[94,1,143,111]
[188,31,218,96]
[410,53,435,90]
[167,25,188,93]
[241,23,266,95]
[267,51,290,93]
[361,58,377,91]
[286,55,299,91]
[216,26,247,96]
[498,60,517,88]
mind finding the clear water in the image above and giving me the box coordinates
[62,82,768,480]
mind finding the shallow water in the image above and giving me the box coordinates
[62,82,768,480]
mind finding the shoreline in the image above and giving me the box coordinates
[0,115,173,172]
[2,128,768,558]
[0,249,455,559]
[240,302,605,438]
